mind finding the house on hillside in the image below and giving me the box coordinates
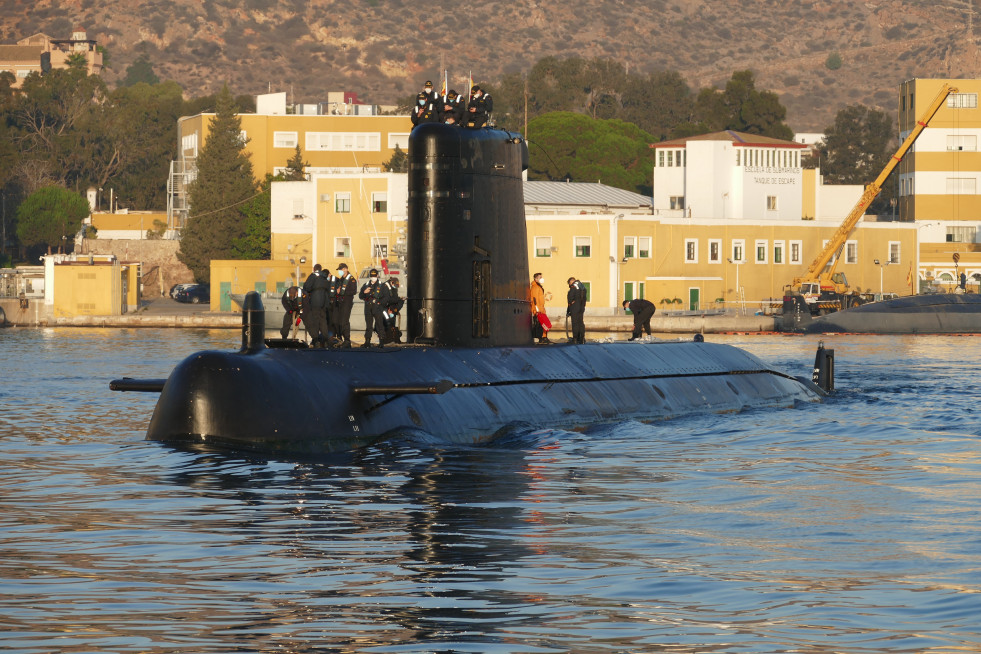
[0,27,103,86]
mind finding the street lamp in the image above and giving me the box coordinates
[727,257,743,315]
[874,258,890,296]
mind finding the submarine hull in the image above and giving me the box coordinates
[804,293,981,334]
[146,341,819,455]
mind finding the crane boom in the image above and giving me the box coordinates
[794,83,956,288]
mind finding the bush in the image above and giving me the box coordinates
[825,51,843,70]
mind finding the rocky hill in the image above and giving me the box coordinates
[4,0,980,132]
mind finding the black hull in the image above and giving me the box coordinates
[804,293,981,334]
[146,341,821,455]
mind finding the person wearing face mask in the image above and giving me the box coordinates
[440,90,464,125]
[378,277,405,345]
[331,263,357,347]
[359,269,384,347]
[411,92,439,127]
[529,272,552,344]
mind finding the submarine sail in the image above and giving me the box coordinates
[115,124,826,456]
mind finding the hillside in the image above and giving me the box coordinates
[4,0,980,132]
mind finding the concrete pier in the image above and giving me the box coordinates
[1,297,778,333]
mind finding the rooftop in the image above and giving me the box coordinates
[653,130,807,149]
[523,181,652,209]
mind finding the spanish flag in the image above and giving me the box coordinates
[906,261,913,291]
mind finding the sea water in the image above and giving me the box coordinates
[2,327,980,653]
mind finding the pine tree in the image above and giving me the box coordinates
[282,144,308,181]
[178,85,256,282]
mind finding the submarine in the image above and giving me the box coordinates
[801,293,981,334]
[111,124,831,456]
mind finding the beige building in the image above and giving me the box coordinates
[0,28,103,87]
[899,78,981,289]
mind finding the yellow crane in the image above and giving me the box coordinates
[787,82,956,313]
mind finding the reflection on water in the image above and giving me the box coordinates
[2,328,981,652]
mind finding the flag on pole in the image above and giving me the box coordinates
[440,70,447,96]
[907,261,913,291]
[468,70,473,93]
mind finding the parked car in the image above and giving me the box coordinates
[175,284,210,304]
[169,283,195,299]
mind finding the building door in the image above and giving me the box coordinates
[220,281,232,312]
[688,287,700,312]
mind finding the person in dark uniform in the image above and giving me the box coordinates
[463,85,492,128]
[379,277,405,345]
[279,285,304,340]
[566,277,587,344]
[440,90,464,125]
[421,80,437,106]
[332,263,357,347]
[411,92,439,127]
[622,298,656,341]
[302,264,331,347]
[359,269,384,347]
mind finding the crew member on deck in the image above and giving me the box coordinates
[567,277,587,344]
[302,264,331,348]
[411,92,439,127]
[359,269,384,347]
[463,85,492,128]
[280,285,304,340]
[379,277,404,345]
[332,263,357,347]
[623,298,656,341]
[530,272,552,344]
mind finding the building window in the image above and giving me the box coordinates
[736,150,741,166]
[790,240,802,264]
[658,151,664,167]
[685,238,697,263]
[731,240,745,263]
[889,242,901,264]
[335,192,351,213]
[667,151,673,167]
[947,135,977,151]
[371,237,388,259]
[766,195,777,211]
[623,236,636,259]
[371,192,387,213]
[822,239,837,264]
[773,240,784,264]
[581,281,591,302]
[388,133,410,149]
[845,240,858,264]
[575,236,591,258]
[946,178,977,195]
[274,131,298,148]
[755,240,768,264]
[638,237,651,258]
[708,239,722,263]
[946,226,978,243]
[181,133,198,156]
[947,93,978,108]
[535,236,552,257]
[670,196,685,210]
[334,237,351,258]
[292,199,305,219]
[306,132,382,152]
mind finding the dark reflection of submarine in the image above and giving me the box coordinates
[111,124,832,455]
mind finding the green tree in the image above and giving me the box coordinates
[620,70,694,141]
[122,53,160,86]
[526,112,655,195]
[232,174,274,259]
[15,185,89,254]
[692,70,793,140]
[382,145,408,172]
[825,52,843,71]
[282,144,308,180]
[812,104,897,214]
[178,85,257,282]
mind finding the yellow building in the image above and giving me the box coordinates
[172,92,412,230]
[899,78,981,288]
[208,259,296,312]
[50,258,140,318]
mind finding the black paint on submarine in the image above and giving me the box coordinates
[111,124,833,455]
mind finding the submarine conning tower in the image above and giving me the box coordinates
[407,124,531,347]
